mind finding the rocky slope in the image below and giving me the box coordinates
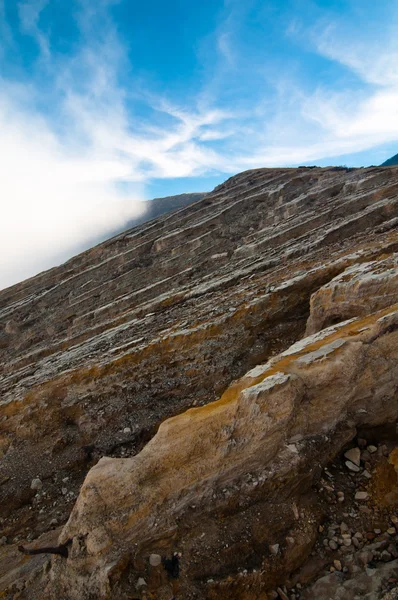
[0,165,397,598]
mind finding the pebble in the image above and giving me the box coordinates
[344,447,361,466]
[387,528,396,536]
[333,559,342,571]
[30,478,43,491]
[361,450,371,462]
[329,540,338,550]
[123,427,131,434]
[359,506,372,514]
[286,537,295,546]
[149,553,162,566]
[355,491,369,501]
[0,536,7,546]
[61,488,68,495]
[342,538,352,547]
[270,544,280,555]
[136,577,147,588]
[276,588,289,600]
[345,460,361,473]
[368,445,377,453]
[381,550,392,562]
[363,470,372,479]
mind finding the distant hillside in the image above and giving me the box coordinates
[381,153,398,166]
[128,192,207,228]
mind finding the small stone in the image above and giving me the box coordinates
[361,450,371,462]
[391,516,398,525]
[352,537,360,548]
[149,553,162,566]
[0,536,7,546]
[359,506,372,514]
[318,525,324,533]
[270,544,280,555]
[61,488,68,495]
[387,528,396,536]
[344,447,361,466]
[342,538,352,547]
[123,427,131,434]
[363,470,372,479]
[374,528,381,535]
[381,550,392,562]
[346,461,361,473]
[368,445,377,453]
[329,566,335,572]
[333,559,342,571]
[286,537,295,546]
[354,532,363,540]
[359,550,374,565]
[355,491,369,501]
[380,444,389,457]
[340,522,349,533]
[329,540,338,550]
[276,588,289,600]
[136,577,147,588]
[30,478,42,491]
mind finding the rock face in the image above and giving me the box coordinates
[0,166,397,598]
[45,306,398,599]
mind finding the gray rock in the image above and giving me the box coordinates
[149,553,162,566]
[30,478,42,491]
[355,491,369,501]
[329,540,339,550]
[344,447,361,466]
[0,536,7,546]
[345,460,361,473]
[136,577,147,588]
[368,445,377,453]
[381,550,392,562]
[270,543,280,555]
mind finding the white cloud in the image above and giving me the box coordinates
[2,1,398,289]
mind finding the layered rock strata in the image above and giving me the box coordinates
[42,304,398,599]
[0,166,398,597]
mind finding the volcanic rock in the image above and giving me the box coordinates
[0,165,398,598]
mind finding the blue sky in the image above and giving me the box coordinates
[1,0,398,287]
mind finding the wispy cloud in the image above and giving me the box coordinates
[1,0,398,289]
